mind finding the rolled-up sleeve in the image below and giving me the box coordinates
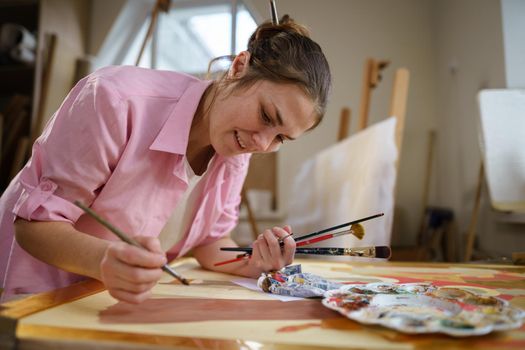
[13,73,127,223]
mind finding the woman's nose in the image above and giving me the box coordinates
[252,131,273,152]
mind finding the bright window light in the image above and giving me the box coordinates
[122,2,257,75]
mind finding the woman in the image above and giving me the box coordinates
[0,16,331,303]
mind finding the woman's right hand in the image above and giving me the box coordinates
[99,236,167,304]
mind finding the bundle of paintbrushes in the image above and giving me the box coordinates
[222,246,391,259]
[215,213,387,266]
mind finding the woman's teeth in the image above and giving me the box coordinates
[235,131,246,149]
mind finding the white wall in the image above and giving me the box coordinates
[501,0,525,88]
[88,0,126,55]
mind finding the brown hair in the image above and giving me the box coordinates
[211,15,332,128]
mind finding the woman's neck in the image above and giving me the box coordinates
[187,83,216,175]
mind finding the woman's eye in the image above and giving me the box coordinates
[261,110,272,124]
[276,135,285,144]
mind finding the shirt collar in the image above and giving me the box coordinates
[149,78,213,155]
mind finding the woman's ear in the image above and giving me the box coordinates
[229,51,251,79]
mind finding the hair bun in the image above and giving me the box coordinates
[249,14,310,50]
[278,14,310,37]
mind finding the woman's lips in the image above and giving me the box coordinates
[235,130,246,149]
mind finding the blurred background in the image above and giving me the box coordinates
[0,0,523,263]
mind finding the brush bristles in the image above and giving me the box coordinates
[375,246,392,259]
[350,224,365,240]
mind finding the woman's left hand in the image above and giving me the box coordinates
[249,225,296,272]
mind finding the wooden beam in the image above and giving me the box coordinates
[337,107,351,141]
[464,163,484,262]
[389,68,409,154]
[358,59,390,131]
[30,33,56,147]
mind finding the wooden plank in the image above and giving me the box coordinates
[417,130,436,237]
[241,186,260,240]
[358,58,374,131]
[358,59,389,131]
[9,136,29,179]
[388,68,410,155]
[30,33,56,146]
[464,163,484,262]
[337,107,351,141]
[1,280,104,320]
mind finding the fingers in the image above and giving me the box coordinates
[103,249,164,283]
[108,288,153,304]
[274,226,296,265]
[100,237,167,303]
[250,226,296,272]
[114,241,167,268]
[135,235,164,254]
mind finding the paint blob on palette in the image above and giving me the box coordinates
[322,282,525,336]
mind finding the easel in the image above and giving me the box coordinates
[465,89,525,263]
[355,58,411,257]
[337,107,351,141]
[357,58,390,131]
[464,163,484,261]
[357,58,408,166]
[135,0,171,66]
[415,130,456,262]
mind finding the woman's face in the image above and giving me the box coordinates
[208,80,317,157]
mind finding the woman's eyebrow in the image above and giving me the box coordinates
[270,102,296,140]
[274,105,284,126]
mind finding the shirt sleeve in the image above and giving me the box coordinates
[13,73,127,223]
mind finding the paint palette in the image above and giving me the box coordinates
[322,283,525,336]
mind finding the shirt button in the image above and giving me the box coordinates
[41,181,53,192]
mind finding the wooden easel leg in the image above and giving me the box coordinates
[10,137,29,179]
[30,33,56,147]
[464,163,484,262]
[389,68,409,154]
[337,107,351,141]
[241,187,260,240]
[358,59,373,131]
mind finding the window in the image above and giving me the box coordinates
[121,1,258,75]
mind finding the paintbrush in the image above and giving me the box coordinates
[214,213,383,266]
[221,246,391,259]
[292,213,382,242]
[215,225,365,267]
[295,246,391,258]
[215,246,391,267]
[221,224,365,254]
[269,0,279,25]
[74,201,189,285]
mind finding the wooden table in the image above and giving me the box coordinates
[1,258,524,349]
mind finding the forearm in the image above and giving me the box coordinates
[14,218,109,280]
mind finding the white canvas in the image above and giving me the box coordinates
[287,117,398,249]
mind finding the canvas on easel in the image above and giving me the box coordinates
[478,89,525,213]
[464,89,525,261]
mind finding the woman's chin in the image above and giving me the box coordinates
[212,140,245,157]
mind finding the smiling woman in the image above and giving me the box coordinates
[0,14,331,304]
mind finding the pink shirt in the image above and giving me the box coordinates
[0,66,250,301]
